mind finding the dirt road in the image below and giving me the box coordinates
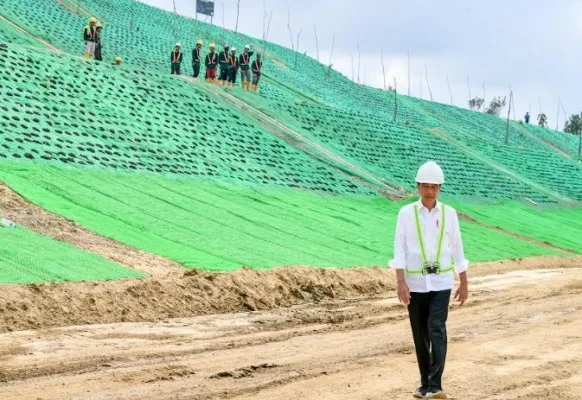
[1,263,581,400]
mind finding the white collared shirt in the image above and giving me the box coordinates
[389,199,469,293]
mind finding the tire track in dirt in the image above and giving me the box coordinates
[0,265,580,399]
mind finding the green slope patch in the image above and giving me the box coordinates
[0,225,144,284]
[0,162,561,273]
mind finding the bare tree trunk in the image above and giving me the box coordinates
[393,77,398,122]
[407,51,411,96]
[505,89,513,144]
[483,81,487,112]
[265,10,273,41]
[357,42,361,85]
[294,31,302,68]
[172,0,177,14]
[314,25,319,62]
[235,0,241,32]
[351,52,354,82]
[419,73,423,99]
[446,74,453,104]
[556,97,560,130]
[328,34,335,66]
[381,49,387,90]
[559,97,567,127]
[287,10,294,51]
[424,64,433,101]
[222,2,225,28]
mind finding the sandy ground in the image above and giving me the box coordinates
[0,259,581,400]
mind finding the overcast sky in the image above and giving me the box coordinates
[142,0,582,130]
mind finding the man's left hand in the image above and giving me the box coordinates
[454,282,468,306]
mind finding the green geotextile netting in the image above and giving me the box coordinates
[0,162,562,272]
[1,0,580,204]
[0,225,144,284]
[230,86,558,203]
[405,97,582,201]
[0,44,369,196]
[446,199,582,253]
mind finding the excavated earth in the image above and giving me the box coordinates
[0,256,580,399]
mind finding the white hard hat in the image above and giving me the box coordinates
[244,45,250,49]
[231,47,237,51]
[175,42,181,47]
[415,161,445,184]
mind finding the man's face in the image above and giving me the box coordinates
[417,183,441,201]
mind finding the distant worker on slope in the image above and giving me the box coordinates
[227,48,239,87]
[390,161,469,400]
[218,44,230,86]
[94,23,103,61]
[192,40,203,80]
[171,43,183,75]
[205,43,218,83]
[113,56,122,66]
[83,17,98,58]
[524,112,530,124]
[251,53,262,92]
[239,45,255,90]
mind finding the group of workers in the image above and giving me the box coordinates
[171,42,263,91]
[83,17,122,65]
[82,17,263,90]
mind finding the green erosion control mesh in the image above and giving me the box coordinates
[445,199,582,254]
[0,45,369,195]
[1,0,580,202]
[0,224,144,284]
[0,162,562,272]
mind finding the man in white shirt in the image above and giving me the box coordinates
[389,161,469,399]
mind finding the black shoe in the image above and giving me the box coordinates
[426,389,448,399]
[413,386,429,398]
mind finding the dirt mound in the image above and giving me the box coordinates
[0,265,393,332]
[0,255,580,333]
[0,183,184,277]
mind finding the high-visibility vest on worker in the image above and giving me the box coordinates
[171,50,183,64]
[83,25,97,42]
[405,204,454,276]
[239,51,254,71]
[252,59,262,74]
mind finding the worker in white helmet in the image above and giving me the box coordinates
[239,45,255,90]
[171,43,183,75]
[389,161,469,400]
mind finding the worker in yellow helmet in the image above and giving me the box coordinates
[205,43,218,83]
[83,17,98,58]
[113,56,122,66]
[192,40,203,80]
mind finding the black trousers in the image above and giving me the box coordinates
[407,290,450,392]
[219,66,229,81]
[192,62,200,78]
[171,62,181,75]
[227,68,238,83]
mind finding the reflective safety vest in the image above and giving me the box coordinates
[240,53,250,66]
[172,51,182,63]
[405,204,454,275]
[84,25,96,40]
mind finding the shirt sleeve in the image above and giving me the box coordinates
[448,208,469,273]
[389,209,406,269]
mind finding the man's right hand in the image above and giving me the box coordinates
[397,280,411,305]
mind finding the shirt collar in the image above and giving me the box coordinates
[417,198,441,213]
